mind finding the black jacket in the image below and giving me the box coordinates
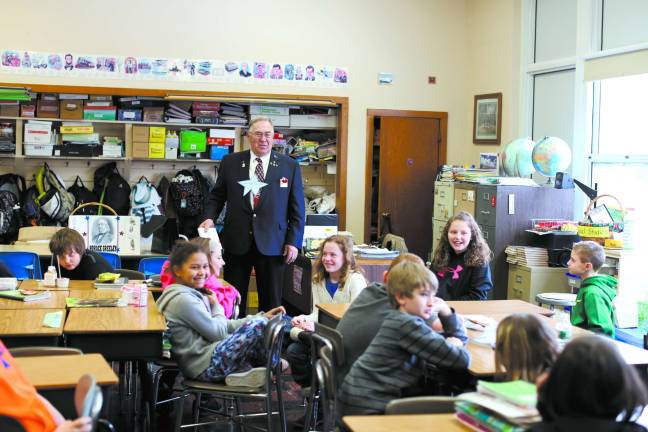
[434,250,492,300]
[57,250,114,280]
[529,417,647,432]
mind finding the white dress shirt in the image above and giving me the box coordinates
[248,151,271,207]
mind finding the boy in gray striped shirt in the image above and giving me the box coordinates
[338,260,470,415]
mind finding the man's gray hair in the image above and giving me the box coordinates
[248,116,274,130]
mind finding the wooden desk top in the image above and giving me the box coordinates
[20,279,96,291]
[316,303,349,320]
[0,291,67,310]
[0,309,64,336]
[15,353,119,390]
[343,414,468,432]
[64,301,165,333]
[448,300,553,316]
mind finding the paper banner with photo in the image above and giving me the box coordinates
[69,215,141,254]
[0,48,349,88]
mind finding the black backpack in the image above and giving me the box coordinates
[169,169,207,217]
[0,174,25,241]
[68,176,99,215]
[22,184,42,226]
[93,162,131,215]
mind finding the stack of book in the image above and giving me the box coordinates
[220,103,247,126]
[192,101,220,124]
[58,122,100,157]
[455,380,541,431]
[505,246,549,266]
[165,102,192,124]
[102,136,123,157]
[353,246,399,259]
[84,100,117,120]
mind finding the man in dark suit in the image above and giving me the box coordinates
[200,117,305,313]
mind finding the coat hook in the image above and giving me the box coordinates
[172,163,176,170]
[65,161,69,167]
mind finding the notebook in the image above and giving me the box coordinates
[0,290,52,302]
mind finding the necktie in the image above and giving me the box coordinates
[253,157,264,207]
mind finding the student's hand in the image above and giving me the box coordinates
[297,320,315,332]
[55,417,92,432]
[199,219,215,229]
[430,318,443,332]
[431,297,452,318]
[206,292,218,306]
[291,315,307,327]
[283,245,298,264]
[264,306,286,319]
[446,336,463,347]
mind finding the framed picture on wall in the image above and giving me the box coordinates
[473,92,502,144]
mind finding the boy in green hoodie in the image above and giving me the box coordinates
[568,241,617,337]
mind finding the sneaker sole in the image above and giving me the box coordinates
[225,367,267,388]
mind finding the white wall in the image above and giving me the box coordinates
[0,0,522,241]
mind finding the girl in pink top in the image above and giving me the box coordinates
[161,237,240,318]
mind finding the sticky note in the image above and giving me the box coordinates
[42,311,63,328]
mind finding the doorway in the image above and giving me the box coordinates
[364,109,447,260]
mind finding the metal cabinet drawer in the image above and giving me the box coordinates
[475,185,497,226]
[433,183,454,221]
[453,184,476,217]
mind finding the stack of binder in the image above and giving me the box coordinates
[505,246,549,266]
[220,103,247,126]
[192,102,220,124]
[165,102,192,124]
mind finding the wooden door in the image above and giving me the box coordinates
[378,117,440,259]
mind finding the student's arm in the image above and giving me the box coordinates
[346,272,368,303]
[456,264,492,301]
[38,394,92,432]
[433,298,468,343]
[173,294,231,342]
[399,315,470,370]
[582,292,615,337]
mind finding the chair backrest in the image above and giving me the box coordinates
[75,374,103,431]
[315,345,336,432]
[115,268,145,280]
[263,314,287,386]
[9,346,83,357]
[315,324,345,369]
[137,256,167,277]
[97,252,121,269]
[0,251,42,279]
[384,396,456,415]
[281,254,312,316]
[0,415,26,432]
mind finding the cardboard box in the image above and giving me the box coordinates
[54,144,102,157]
[83,108,116,121]
[165,145,178,160]
[24,144,54,156]
[102,144,123,157]
[132,126,150,142]
[149,126,166,143]
[37,100,59,118]
[59,100,84,120]
[89,95,113,102]
[118,109,142,121]
[20,103,36,118]
[132,141,149,158]
[210,145,230,161]
[207,137,234,146]
[143,107,164,122]
[289,114,337,128]
[148,141,165,159]
[209,128,236,139]
[251,114,289,127]
[0,103,19,117]
[24,122,52,144]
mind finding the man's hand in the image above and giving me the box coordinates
[283,244,298,264]
[199,219,215,230]
[55,417,92,432]
[264,306,286,319]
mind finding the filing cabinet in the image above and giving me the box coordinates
[508,264,572,303]
[432,182,455,257]
[453,183,477,216]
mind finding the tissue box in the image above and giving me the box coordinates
[121,283,148,307]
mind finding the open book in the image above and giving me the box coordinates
[0,290,51,302]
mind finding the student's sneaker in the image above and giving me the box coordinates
[225,367,267,388]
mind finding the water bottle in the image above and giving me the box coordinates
[555,310,572,342]
[43,266,57,287]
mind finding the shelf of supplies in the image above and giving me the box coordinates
[22,155,126,161]
[0,153,15,158]
[0,116,243,128]
[267,126,337,131]
[130,158,219,163]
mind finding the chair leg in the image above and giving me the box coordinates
[193,392,202,432]
[173,391,187,432]
[275,372,287,432]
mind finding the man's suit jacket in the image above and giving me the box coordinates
[204,150,305,256]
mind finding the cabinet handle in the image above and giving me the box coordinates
[515,275,522,283]
[480,210,490,215]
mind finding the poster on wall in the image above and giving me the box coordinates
[0,49,349,88]
[68,215,141,254]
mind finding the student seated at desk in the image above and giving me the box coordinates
[495,313,559,382]
[0,261,14,277]
[160,237,240,319]
[287,235,367,387]
[530,336,648,432]
[156,241,285,384]
[0,340,92,432]
[431,212,492,301]
[49,228,113,280]
[338,260,470,416]
[568,241,617,337]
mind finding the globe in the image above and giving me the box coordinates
[532,136,572,177]
[501,138,536,177]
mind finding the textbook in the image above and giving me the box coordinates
[66,297,126,308]
[477,380,537,408]
[94,277,129,290]
[0,290,51,302]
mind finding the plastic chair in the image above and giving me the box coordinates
[281,254,313,317]
[137,256,167,278]
[174,314,287,432]
[314,346,336,432]
[97,252,121,269]
[10,347,82,357]
[115,269,145,280]
[0,251,42,279]
[384,396,456,415]
[536,292,577,310]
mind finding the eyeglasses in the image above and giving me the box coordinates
[251,132,273,139]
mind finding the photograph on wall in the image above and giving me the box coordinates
[124,56,138,74]
[473,92,502,144]
[269,63,283,79]
[75,55,96,70]
[294,65,303,80]
[96,57,117,72]
[138,58,152,74]
[479,152,499,171]
[239,62,251,78]
[69,215,140,254]
[48,54,62,70]
[334,67,348,83]
[1,50,20,67]
[151,58,168,76]
[304,65,315,81]
[225,62,238,74]
[284,64,295,80]
[253,62,267,79]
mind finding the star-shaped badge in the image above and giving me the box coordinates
[238,178,268,197]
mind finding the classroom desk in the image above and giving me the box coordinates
[0,308,65,347]
[63,293,165,360]
[343,413,468,432]
[466,313,648,376]
[21,279,95,291]
[316,303,349,328]
[15,353,118,419]
[356,257,392,284]
[0,290,67,310]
